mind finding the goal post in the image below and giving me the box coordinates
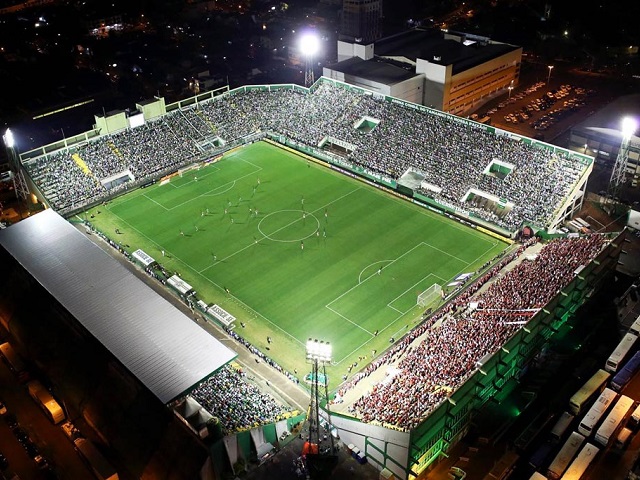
[417,284,443,307]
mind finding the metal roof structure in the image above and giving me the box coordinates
[0,209,236,404]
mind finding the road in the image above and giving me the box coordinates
[0,352,94,480]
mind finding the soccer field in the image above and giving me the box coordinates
[83,141,508,387]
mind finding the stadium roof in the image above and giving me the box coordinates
[326,57,417,85]
[375,29,518,75]
[0,209,236,404]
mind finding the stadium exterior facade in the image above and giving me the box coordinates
[5,78,614,479]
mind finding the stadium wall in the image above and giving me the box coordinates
[323,231,625,479]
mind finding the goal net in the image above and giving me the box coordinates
[417,284,443,307]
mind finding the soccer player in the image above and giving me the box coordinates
[377,267,381,275]
[301,241,304,250]
[180,230,184,236]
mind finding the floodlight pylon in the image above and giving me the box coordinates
[303,339,337,475]
[608,117,638,201]
[3,129,30,200]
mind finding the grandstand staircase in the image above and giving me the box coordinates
[195,109,217,134]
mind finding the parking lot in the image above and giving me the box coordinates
[475,79,596,141]
[467,58,633,145]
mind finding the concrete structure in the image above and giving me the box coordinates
[325,28,522,115]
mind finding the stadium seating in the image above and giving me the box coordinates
[337,234,607,430]
[24,82,586,231]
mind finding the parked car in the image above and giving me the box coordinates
[4,413,17,429]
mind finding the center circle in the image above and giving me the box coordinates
[258,210,320,243]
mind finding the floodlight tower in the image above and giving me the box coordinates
[304,338,337,475]
[3,128,30,201]
[300,33,320,87]
[608,116,638,201]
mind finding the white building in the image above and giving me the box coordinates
[324,28,522,115]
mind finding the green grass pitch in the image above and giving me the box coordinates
[83,141,508,388]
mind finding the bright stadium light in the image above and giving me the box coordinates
[299,33,320,57]
[300,32,320,87]
[306,338,332,363]
[3,128,15,148]
[621,116,638,139]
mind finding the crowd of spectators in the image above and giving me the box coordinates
[335,234,608,430]
[190,365,293,434]
[24,81,587,231]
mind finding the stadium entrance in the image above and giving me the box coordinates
[463,188,514,221]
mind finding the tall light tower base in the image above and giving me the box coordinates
[304,339,338,479]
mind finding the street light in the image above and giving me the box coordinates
[547,65,554,85]
[299,32,320,87]
[508,85,513,99]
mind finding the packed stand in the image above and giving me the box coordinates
[190,365,292,434]
[337,234,607,430]
[24,82,586,230]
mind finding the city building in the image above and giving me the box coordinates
[340,0,383,44]
[325,28,522,115]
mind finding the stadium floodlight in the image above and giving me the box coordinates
[300,32,320,87]
[3,128,15,148]
[299,33,320,58]
[306,338,332,363]
[608,116,638,200]
[621,116,638,140]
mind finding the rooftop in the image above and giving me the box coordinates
[375,28,518,75]
[0,209,237,404]
[326,56,417,86]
